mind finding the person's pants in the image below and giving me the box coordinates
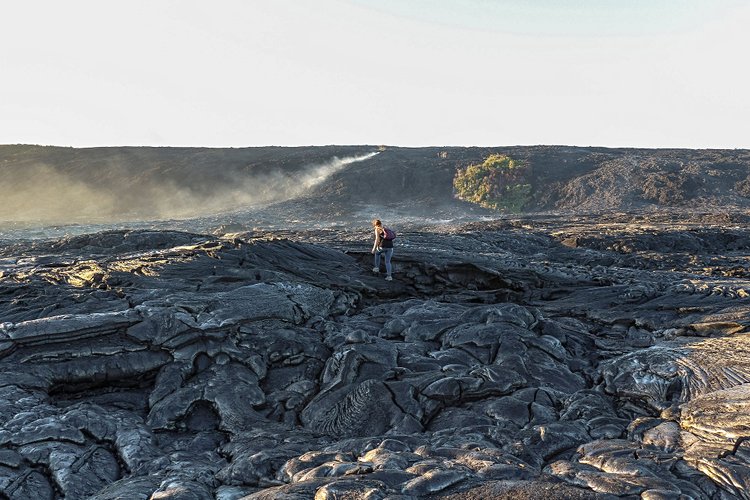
[374,248,393,275]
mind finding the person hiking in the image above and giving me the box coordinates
[371,219,394,281]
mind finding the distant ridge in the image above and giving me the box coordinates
[2,145,750,225]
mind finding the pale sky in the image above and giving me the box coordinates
[1,0,749,148]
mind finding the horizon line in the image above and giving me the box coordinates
[2,143,748,151]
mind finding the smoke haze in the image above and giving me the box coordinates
[0,152,378,226]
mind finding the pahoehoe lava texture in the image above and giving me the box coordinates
[3,215,750,499]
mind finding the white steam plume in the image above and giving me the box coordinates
[0,152,380,225]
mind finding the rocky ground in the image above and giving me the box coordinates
[2,212,750,499]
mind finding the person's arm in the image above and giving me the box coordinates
[371,227,381,253]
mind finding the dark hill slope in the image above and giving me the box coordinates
[2,145,750,225]
[313,146,613,206]
[308,146,750,215]
[539,149,750,211]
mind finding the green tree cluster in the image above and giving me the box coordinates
[453,154,531,212]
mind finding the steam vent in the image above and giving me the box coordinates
[3,145,750,499]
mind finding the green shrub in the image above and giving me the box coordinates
[453,154,531,212]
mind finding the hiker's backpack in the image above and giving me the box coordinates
[383,227,396,240]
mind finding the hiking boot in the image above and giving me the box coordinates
[385,275,393,281]
[372,267,379,273]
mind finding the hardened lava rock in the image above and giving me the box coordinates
[3,220,750,499]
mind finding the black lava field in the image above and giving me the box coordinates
[2,145,750,499]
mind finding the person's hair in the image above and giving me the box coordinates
[371,219,382,227]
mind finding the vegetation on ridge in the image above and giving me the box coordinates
[453,154,532,212]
